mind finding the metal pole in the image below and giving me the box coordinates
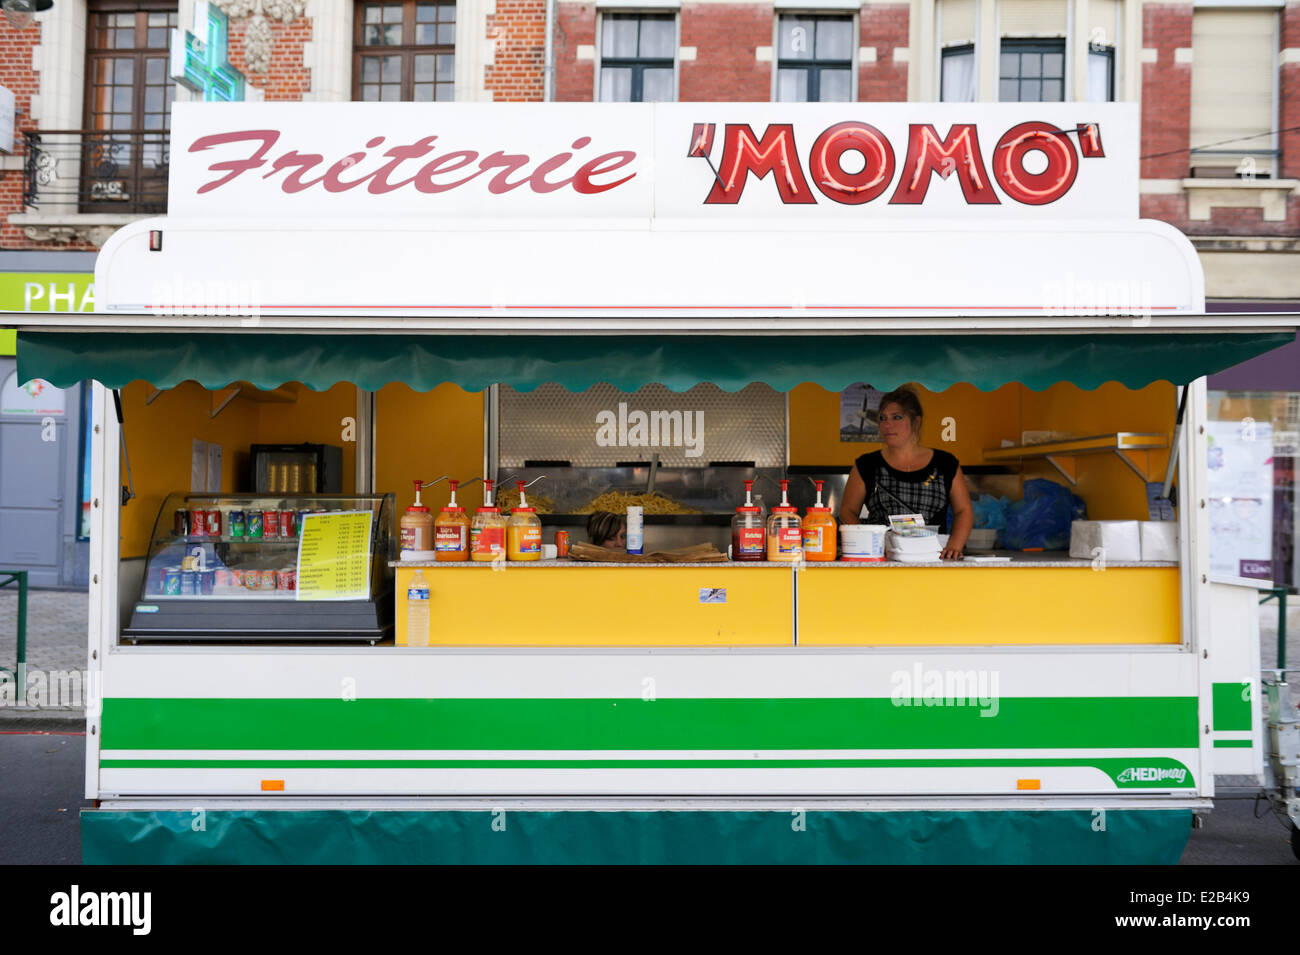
[15,572,27,701]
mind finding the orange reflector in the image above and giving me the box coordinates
[261,779,285,791]
[1016,779,1041,790]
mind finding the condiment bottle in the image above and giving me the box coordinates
[506,480,543,561]
[731,479,765,562]
[470,479,507,562]
[434,479,470,561]
[801,479,838,561]
[399,479,435,556]
[766,479,803,561]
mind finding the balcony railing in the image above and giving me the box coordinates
[22,129,169,215]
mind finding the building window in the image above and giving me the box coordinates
[940,44,975,102]
[776,16,853,102]
[997,39,1065,102]
[599,14,675,102]
[1087,45,1114,103]
[353,1,456,102]
[1190,8,1278,178]
[83,1,176,211]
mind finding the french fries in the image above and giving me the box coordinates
[574,491,701,515]
[495,488,556,514]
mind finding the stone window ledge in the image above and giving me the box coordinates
[8,212,148,247]
[1180,178,1299,223]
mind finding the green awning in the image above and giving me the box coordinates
[16,330,1296,392]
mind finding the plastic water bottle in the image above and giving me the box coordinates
[626,506,644,555]
[406,569,430,647]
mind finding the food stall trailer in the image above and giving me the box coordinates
[11,102,1298,863]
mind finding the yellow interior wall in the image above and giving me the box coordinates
[374,383,486,514]
[118,381,360,558]
[1019,381,1174,520]
[788,380,1174,521]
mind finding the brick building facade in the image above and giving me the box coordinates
[0,0,1297,300]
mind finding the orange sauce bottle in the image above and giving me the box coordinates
[470,479,507,562]
[434,479,470,561]
[399,479,434,555]
[506,481,543,561]
[766,479,803,561]
[801,479,838,561]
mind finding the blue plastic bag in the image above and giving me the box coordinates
[1002,479,1087,551]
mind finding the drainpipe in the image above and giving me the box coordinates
[543,0,556,101]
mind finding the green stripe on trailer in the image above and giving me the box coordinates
[100,696,1199,751]
[80,808,1194,864]
[1212,740,1252,748]
[1211,682,1253,732]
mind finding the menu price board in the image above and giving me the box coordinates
[296,511,374,601]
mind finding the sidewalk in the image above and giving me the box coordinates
[0,586,88,723]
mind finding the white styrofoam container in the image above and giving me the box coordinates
[1139,521,1179,561]
[1068,520,1141,562]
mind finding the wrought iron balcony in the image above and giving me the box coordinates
[22,129,169,215]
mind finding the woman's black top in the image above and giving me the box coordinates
[853,449,961,530]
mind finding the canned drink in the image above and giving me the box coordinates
[280,510,298,538]
[200,569,216,595]
[174,509,191,536]
[275,568,295,591]
[247,511,264,539]
[229,510,246,538]
[215,568,234,589]
[556,530,570,557]
[243,569,260,591]
[191,509,208,538]
[263,509,281,538]
[162,569,182,595]
[181,570,200,595]
[205,509,222,538]
[259,569,277,590]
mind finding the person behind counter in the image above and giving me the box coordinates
[587,510,627,550]
[839,387,974,559]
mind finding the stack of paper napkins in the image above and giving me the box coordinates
[1139,521,1179,561]
[1069,520,1180,561]
[1068,521,1141,561]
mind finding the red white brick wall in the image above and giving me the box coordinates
[554,2,596,101]
[227,16,313,101]
[486,0,547,101]
[1138,2,1300,236]
[679,4,769,101]
[860,3,908,101]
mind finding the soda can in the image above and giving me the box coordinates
[181,570,200,595]
[215,568,234,589]
[243,569,261,591]
[263,509,281,538]
[200,569,216,595]
[162,569,182,595]
[279,510,297,538]
[174,509,191,536]
[247,511,264,539]
[191,509,208,538]
[276,568,295,591]
[205,508,222,538]
[228,510,246,538]
[259,569,277,590]
[556,530,570,557]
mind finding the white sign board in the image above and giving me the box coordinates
[1206,419,1274,581]
[168,102,1138,222]
[1,372,66,416]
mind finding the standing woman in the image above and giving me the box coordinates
[839,387,974,559]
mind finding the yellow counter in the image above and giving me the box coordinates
[393,559,1181,647]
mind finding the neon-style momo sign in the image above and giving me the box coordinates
[691,119,1105,207]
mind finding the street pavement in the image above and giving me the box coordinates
[0,587,1297,864]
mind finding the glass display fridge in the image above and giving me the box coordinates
[124,492,396,643]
